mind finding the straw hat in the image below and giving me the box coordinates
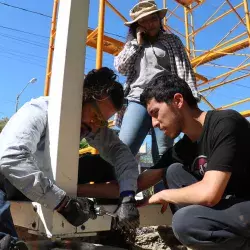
[124,0,168,27]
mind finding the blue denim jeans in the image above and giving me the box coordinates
[0,190,18,240]
[119,101,173,164]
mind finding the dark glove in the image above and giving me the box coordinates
[56,196,97,227]
[115,195,140,230]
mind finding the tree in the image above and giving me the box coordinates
[0,117,9,133]
[79,138,90,149]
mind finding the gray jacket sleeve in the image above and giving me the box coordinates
[0,97,65,209]
[114,38,143,76]
[85,127,138,193]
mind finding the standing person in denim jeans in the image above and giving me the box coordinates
[139,72,250,249]
[0,67,139,249]
[114,1,199,177]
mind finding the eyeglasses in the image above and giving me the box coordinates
[90,101,108,128]
[138,15,159,26]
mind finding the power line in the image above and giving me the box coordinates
[233,83,250,89]
[0,25,49,39]
[0,1,51,18]
[0,0,125,39]
[0,32,48,48]
[0,47,46,60]
[0,53,46,68]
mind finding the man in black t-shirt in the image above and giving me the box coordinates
[139,72,250,250]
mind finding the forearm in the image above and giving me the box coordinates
[77,182,119,198]
[77,169,165,198]
[161,181,212,206]
[137,169,164,192]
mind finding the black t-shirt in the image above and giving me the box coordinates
[153,110,250,199]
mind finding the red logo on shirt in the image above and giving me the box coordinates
[191,155,207,176]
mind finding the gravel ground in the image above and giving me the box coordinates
[16,225,189,250]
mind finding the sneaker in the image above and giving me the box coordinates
[0,235,28,250]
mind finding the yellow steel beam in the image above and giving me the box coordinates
[209,31,247,51]
[86,28,98,43]
[79,146,98,155]
[195,72,208,82]
[201,95,216,110]
[198,63,250,87]
[184,7,190,53]
[243,0,250,40]
[105,0,128,22]
[241,110,250,117]
[226,0,246,25]
[96,0,106,69]
[44,0,59,96]
[86,29,124,55]
[163,0,167,26]
[191,38,249,67]
[217,98,250,110]
[189,3,243,37]
[200,73,250,92]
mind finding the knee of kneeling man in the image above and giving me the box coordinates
[172,205,199,246]
[165,163,184,183]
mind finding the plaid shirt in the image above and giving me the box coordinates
[113,31,199,127]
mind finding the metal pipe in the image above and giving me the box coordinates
[192,38,249,68]
[163,0,167,26]
[44,0,59,96]
[200,73,250,92]
[96,0,106,69]
[226,0,246,26]
[217,98,250,110]
[189,3,243,37]
[198,63,250,86]
[184,7,191,57]
[87,28,98,43]
[243,0,250,39]
[190,9,196,58]
[201,96,216,110]
[105,0,128,22]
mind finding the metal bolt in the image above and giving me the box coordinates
[80,225,85,230]
[32,222,36,228]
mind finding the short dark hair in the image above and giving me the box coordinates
[140,72,198,107]
[83,67,124,110]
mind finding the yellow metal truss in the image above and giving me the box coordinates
[45,0,250,114]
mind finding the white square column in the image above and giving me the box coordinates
[46,0,89,195]
[40,0,91,237]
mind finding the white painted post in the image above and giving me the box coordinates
[40,0,90,236]
[45,0,90,195]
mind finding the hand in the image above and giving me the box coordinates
[136,27,146,45]
[137,191,168,214]
[115,196,140,230]
[56,196,97,227]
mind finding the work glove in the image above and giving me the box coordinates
[56,195,97,227]
[115,195,140,230]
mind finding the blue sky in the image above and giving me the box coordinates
[0,0,249,119]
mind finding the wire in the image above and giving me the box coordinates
[0,45,47,59]
[0,25,49,39]
[0,53,46,68]
[0,32,48,48]
[0,1,52,18]
[233,83,250,89]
